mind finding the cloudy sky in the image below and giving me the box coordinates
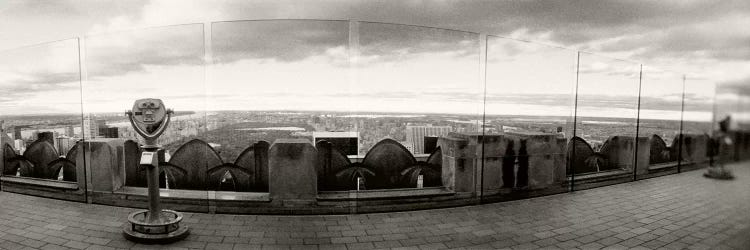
[0,0,748,121]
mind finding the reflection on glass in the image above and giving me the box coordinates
[355,22,481,155]
[0,39,81,181]
[485,37,575,192]
[574,53,640,175]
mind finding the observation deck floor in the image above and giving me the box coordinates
[1,162,750,249]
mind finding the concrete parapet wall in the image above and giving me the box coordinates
[268,139,318,205]
[0,131,733,214]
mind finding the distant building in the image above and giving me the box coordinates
[37,131,54,145]
[55,136,74,156]
[402,142,415,154]
[13,127,22,140]
[105,127,119,138]
[406,125,451,154]
[14,139,25,154]
[313,131,359,156]
[501,125,521,133]
[99,127,119,138]
[83,114,99,139]
[423,136,439,154]
[96,119,107,129]
[65,126,75,137]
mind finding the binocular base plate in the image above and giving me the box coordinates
[123,210,189,244]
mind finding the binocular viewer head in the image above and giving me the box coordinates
[127,98,172,141]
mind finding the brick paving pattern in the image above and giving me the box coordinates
[1,162,749,249]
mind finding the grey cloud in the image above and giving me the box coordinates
[293,0,750,62]
[357,22,478,58]
[5,0,750,81]
[11,72,80,86]
[84,24,204,79]
[717,77,750,96]
[211,20,478,66]
[84,19,479,77]
[600,22,750,61]
[211,20,348,64]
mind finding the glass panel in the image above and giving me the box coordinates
[83,24,208,211]
[0,39,82,183]
[355,22,482,191]
[573,53,640,190]
[485,37,575,197]
[682,78,715,166]
[638,67,683,177]
[210,20,352,194]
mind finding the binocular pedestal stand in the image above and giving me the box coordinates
[122,99,189,243]
[122,146,189,243]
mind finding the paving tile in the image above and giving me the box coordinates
[205,243,234,250]
[62,240,90,250]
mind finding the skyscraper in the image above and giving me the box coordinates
[65,126,75,137]
[406,125,451,154]
[55,136,74,156]
[82,114,99,139]
[13,127,22,140]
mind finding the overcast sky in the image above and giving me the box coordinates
[0,0,747,121]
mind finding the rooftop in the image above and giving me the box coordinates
[1,162,748,249]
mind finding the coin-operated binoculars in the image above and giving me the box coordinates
[122,98,189,243]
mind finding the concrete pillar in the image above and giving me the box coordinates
[554,137,568,183]
[507,132,561,190]
[0,134,5,179]
[635,137,650,176]
[75,141,90,202]
[268,139,317,205]
[476,134,506,192]
[78,140,124,201]
[437,134,477,194]
[681,134,709,165]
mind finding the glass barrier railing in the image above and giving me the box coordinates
[0,19,740,212]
